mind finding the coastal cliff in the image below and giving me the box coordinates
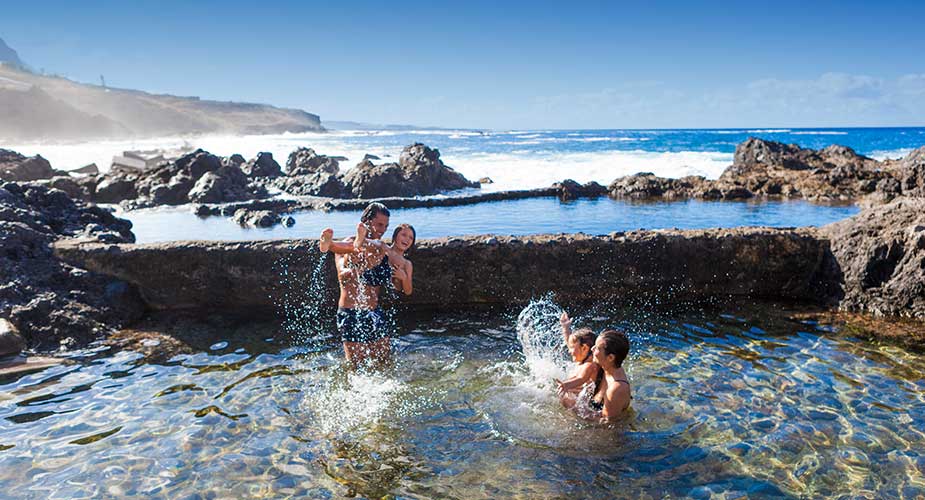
[0,64,323,141]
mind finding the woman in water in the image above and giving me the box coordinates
[574,329,632,422]
[319,222,415,366]
[554,312,600,409]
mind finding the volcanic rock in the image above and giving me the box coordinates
[232,208,280,227]
[820,197,925,319]
[0,182,143,348]
[340,143,478,198]
[240,152,282,178]
[0,149,60,182]
[286,147,340,176]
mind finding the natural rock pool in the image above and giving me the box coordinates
[2,302,923,498]
[124,197,859,244]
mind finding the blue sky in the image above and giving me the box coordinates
[2,0,924,129]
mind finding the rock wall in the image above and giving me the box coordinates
[820,197,925,319]
[54,228,830,314]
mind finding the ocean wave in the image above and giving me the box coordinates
[869,148,915,160]
[791,131,848,135]
[445,149,733,192]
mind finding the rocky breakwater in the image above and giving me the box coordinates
[609,138,923,203]
[54,228,828,313]
[0,182,144,349]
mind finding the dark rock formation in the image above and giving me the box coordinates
[274,171,346,198]
[608,138,925,203]
[188,165,254,203]
[1,182,144,348]
[232,208,280,227]
[553,179,608,201]
[240,152,282,178]
[55,228,827,313]
[0,149,61,182]
[286,147,340,176]
[0,319,25,357]
[340,143,478,198]
[88,149,268,208]
[820,197,925,319]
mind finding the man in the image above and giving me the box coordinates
[319,202,392,367]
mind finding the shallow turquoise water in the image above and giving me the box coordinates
[1,303,923,498]
[125,197,859,244]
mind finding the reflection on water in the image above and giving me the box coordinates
[124,197,860,244]
[1,304,924,498]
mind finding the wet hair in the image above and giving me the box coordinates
[598,329,630,367]
[361,202,390,223]
[571,327,596,349]
[392,223,416,252]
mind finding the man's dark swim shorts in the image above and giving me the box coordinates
[336,308,388,343]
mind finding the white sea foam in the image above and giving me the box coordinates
[447,149,732,191]
[791,131,848,135]
[7,132,731,191]
[870,148,915,161]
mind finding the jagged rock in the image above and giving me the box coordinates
[0,149,60,182]
[553,179,607,201]
[1,182,142,349]
[821,197,925,319]
[287,147,340,176]
[719,137,885,199]
[225,154,246,167]
[94,175,139,203]
[274,171,346,197]
[188,165,253,203]
[340,143,478,198]
[232,208,279,227]
[478,177,494,184]
[72,163,100,175]
[240,152,282,178]
[363,154,381,161]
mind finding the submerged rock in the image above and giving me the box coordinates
[232,208,280,227]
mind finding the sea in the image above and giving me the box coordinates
[8,127,925,194]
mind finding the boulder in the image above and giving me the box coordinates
[188,165,253,203]
[72,163,100,175]
[241,152,282,178]
[553,179,607,201]
[0,149,59,182]
[274,171,346,197]
[340,143,478,198]
[94,174,139,203]
[232,208,279,227]
[225,154,246,167]
[820,197,925,319]
[287,147,340,176]
[0,318,25,358]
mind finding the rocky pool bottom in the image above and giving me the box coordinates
[1,302,923,499]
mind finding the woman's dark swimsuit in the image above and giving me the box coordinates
[589,379,630,412]
[360,256,392,287]
[336,307,388,343]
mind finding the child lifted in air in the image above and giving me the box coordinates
[554,311,601,410]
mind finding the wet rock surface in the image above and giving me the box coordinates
[0,182,144,349]
[337,143,479,198]
[820,197,925,319]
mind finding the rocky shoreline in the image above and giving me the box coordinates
[1,137,924,357]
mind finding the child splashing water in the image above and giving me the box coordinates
[554,312,600,410]
[555,311,633,422]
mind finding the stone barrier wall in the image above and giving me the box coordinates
[54,227,832,314]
